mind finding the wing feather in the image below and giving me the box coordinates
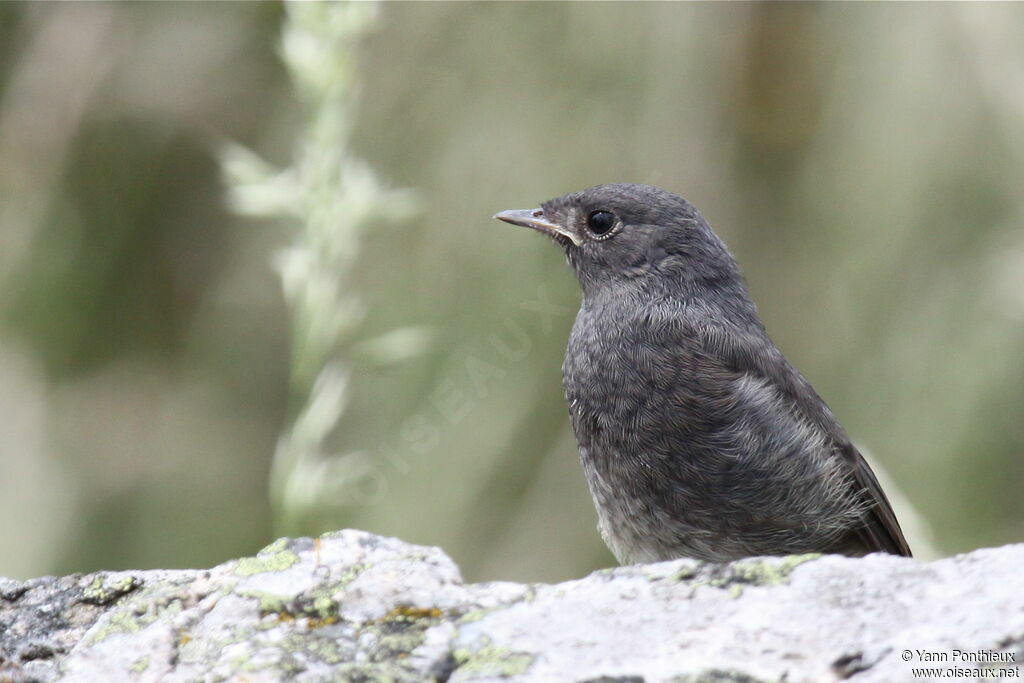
[697,322,912,557]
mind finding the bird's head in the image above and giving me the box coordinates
[494,183,742,298]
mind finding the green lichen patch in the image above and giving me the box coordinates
[277,631,353,667]
[82,583,190,646]
[729,554,820,586]
[100,610,142,638]
[705,554,821,598]
[456,608,493,624]
[234,540,300,577]
[261,537,291,554]
[248,591,341,625]
[241,589,289,616]
[91,604,158,644]
[228,598,447,677]
[279,592,341,621]
[674,565,700,582]
[239,571,370,629]
[80,575,142,606]
[453,637,535,677]
[370,627,432,665]
[129,655,150,673]
[238,559,368,615]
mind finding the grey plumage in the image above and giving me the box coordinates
[495,184,911,564]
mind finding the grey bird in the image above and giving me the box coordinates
[494,184,911,563]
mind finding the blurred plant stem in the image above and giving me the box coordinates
[221,0,417,536]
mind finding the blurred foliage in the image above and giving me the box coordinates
[222,1,419,536]
[1,2,1022,583]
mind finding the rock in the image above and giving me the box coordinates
[1,530,1020,682]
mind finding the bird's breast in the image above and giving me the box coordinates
[563,300,690,457]
[562,299,713,563]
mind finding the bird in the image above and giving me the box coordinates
[494,183,912,564]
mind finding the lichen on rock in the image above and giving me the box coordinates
[1,530,1021,682]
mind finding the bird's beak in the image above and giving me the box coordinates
[493,208,582,246]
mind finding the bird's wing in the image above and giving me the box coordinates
[696,322,913,557]
[832,441,913,556]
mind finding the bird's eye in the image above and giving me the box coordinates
[586,210,616,236]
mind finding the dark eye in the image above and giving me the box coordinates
[586,210,616,236]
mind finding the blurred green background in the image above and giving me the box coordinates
[1,2,1022,583]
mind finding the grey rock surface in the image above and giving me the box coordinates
[1,530,1021,682]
